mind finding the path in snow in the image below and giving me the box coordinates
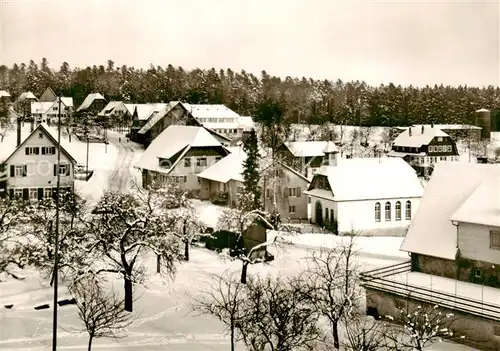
[106,132,143,192]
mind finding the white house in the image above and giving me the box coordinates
[275,141,328,179]
[76,93,107,113]
[135,125,230,193]
[400,162,500,280]
[0,123,76,200]
[0,90,11,98]
[305,142,424,235]
[31,98,74,122]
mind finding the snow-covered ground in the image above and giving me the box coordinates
[0,243,474,350]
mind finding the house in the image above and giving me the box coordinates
[197,149,247,206]
[0,90,11,99]
[261,160,311,221]
[31,98,73,122]
[0,123,76,200]
[14,92,38,117]
[400,162,500,288]
[135,125,230,193]
[388,125,460,177]
[127,103,168,136]
[76,93,107,114]
[275,141,328,179]
[197,203,273,260]
[305,142,423,235]
[409,124,482,142]
[136,101,233,147]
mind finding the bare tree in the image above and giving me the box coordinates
[191,271,248,351]
[240,274,323,351]
[383,303,464,351]
[343,316,390,351]
[359,126,374,147]
[171,197,206,262]
[301,235,364,350]
[70,276,134,351]
[88,189,183,312]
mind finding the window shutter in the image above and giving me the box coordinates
[53,164,57,176]
[9,189,13,199]
[66,164,70,176]
[22,188,28,200]
[35,147,40,155]
[52,188,57,200]
[37,188,43,200]
[52,147,56,154]
[25,147,29,155]
[10,165,14,177]
[42,147,46,155]
[296,187,301,197]
[22,165,27,177]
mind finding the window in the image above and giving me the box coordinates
[491,231,500,250]
[25,147,39,155]
[42,146,56,155]
[438,146,443,152]
[289,205,296,214]
[215,156,221,162]
[375,202,381,222]
[446,145,452,152]
[385,202,391,221]
[184,158,191,167]
[38,132,43,139]
[474,268,482,278]
[196,157,207,166]
[288,187,297,197]
[53,106,58,111]
[395,201,401,221]
[428,146,434,152]
[437,137,443,142]
[405,201,412,220]
[325,208,329,222]
[44,188,52,198]
[236,186,244,194]
[14,189,22,199]
[29,188,37,200]
[330,209,334,221]
[14,166,25,177]
[58,164,68,175]
[266,188,271,198]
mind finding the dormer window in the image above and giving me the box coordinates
[158,158,171,169]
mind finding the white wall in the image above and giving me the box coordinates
[309,195,421,234]
[458,223,500,265]
[169,155,223,191]
[7,129,74,189]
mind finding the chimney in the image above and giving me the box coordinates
[323,141,339,167]
[421,125,424,134]
[16,117,21,147]
[409,127,412,137]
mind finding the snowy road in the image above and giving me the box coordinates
[107,134,142,192]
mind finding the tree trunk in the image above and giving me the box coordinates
[87,335,93,351]
[230,319,235,351]
[332,321,340,350]
[184,240,189,261]
[241,261,248,284]
[156,255,161,274]
[124,275,133,312]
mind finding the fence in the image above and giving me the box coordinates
[360,261,500,321]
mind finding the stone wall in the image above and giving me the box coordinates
[366,288,500,351]
[412,254,500,289]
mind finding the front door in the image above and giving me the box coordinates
[315,201,323,226]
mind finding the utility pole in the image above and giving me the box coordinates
[52,96,62,350]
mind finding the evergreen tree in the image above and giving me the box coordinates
[240,129,261,211]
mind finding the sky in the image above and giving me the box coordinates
[1,0,499,87]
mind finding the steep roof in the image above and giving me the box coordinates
[137,101,183,134]
[307,157,423,201]
[60,97,73,107]
[39,87,57,102]
[125,103,167,121]
[1,123,77,164]
[17,91,37,101]
[76,93,106,112]
[323,141,339,153]
[181,103,240,119]
[284,141,328,157]
[197,150,247,183]
[393,126,449,148]
[400,162,500,260]
[31,99,72,114]
[238,116,254,131]
[98,101,123,116]
[0,90,11,98]
[135,125,224,173]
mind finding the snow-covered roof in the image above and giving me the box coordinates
[16,91,38,102]
[284,141,328,157]
[323,141,339,153]
[197,150,247,183]
[98,101,123,116]
[238,116,254,130]
[60,97,73,107]
[182,103,240,119]
[476,108,490,113]
[135,125,224,173]
[76,93,106,112]
[392,126,449,148]
[125,103,167,121]
[307,157,423,201]
[31,101,55,114]
[0,90,10,98]
[413,124,482,131]
[400,162,500,260]
[137,101,184,134]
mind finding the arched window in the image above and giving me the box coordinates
[325,208,329,223]
[385,202,391,221]
[375,202,381,222]
[330,209,334,221]
[395,201,401,221]
[405,201,412,220]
